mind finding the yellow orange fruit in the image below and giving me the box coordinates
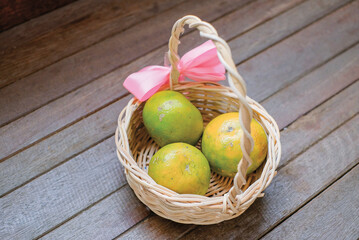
[148,143,211,195]
[143,91,203,147]
[201,112,268,177]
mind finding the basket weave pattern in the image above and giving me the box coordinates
[116,16,281,224]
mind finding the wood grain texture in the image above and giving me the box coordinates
[0,0,75,31]
[1,0,352,161]
[262,43,359,130]
[278,80,359,168]
[228,0,352,65]
[0,0,185,88]
[0,0,301,159]
[0,137,129,239]
[237,0,359,102]
[2,0,351,127]
[0,0,251,123]
[41,186,151,240]
[180,115,359,240]
[117,64,359,240]
[0,94,132,196]
[262,165,359,240]
[0,0,117,51]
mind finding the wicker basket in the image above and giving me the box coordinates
[115,15,281,225]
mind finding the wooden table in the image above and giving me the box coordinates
[1,0,358,239]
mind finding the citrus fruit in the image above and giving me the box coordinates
[143,90,203,147]
[201,112,268,177]
[148,143,211,195]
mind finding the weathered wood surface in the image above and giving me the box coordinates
[0,0,75,31]
[1,0,358,239]
[262,165,359,240]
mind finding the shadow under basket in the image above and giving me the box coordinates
[116,16,281,225]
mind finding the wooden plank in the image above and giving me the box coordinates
[228,0,353,65]
[116,69,359,240]
[262,165,359,240]
[0,0,75,31]
[0,0,116,51]
[41,186,151,240]
[0,136,130,239]
[0,0,301,158]
[0,0,303,127]
[0,94,132,196]
[118,216,194,240]
[262,43,359,130]
[0,0,186,88]
[278,80,359,168]
[1,0,354,161]
[236,0,359,102]
[0,0,356,195]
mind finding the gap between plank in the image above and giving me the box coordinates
[114,213,157,240]
[35,184,128,240]
[258,40,359,104]
[276,83,359,171]
[0,133,114,198]
[0,92,130,163]
[235,0,356,67]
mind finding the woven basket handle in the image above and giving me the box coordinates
[168,15,254,200]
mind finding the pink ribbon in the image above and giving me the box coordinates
[123,40,226,101]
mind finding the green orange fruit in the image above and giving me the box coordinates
[148,143,211,195]
[201,112,268,177]
[143,90,203,147]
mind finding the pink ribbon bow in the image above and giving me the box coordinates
[123,40,226,101]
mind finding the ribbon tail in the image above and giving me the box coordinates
[123,66,170,101]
